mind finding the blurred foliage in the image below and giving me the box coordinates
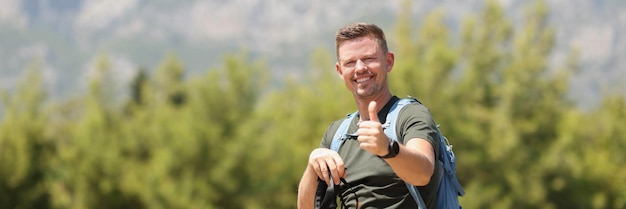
[1,0,625,208]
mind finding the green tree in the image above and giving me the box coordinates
[391,5,458,116]
[449,1,577,208]
[547,93,626,209]
[154,53,187,106]
[0,68,50,209]
[45,55,132,209]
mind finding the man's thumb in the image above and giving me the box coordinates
[368,101,379,122]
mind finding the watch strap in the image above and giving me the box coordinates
[380,140,398,159]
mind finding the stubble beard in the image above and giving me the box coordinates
[355,81,381,99]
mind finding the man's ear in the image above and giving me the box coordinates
[335,62,343,79]
[386,51,395,72]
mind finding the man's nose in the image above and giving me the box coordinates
[354,59,367,72]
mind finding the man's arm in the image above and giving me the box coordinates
[358,126,435,185]
[384,138,435,186]
[357,101,435,186]
[297,166,318,209]
[297,148,346,209]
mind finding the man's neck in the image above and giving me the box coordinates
[355,92,393,121]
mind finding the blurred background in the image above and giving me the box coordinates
[0,0,625,208]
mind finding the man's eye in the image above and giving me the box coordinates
[344,61,355,67]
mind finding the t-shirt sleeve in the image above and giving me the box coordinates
[319,120,342,148]
[397,103,440,158]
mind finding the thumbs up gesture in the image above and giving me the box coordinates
[357,101,391,156]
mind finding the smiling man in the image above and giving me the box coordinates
[297,23,442,209]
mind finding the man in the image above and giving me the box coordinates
[297,23,441,208]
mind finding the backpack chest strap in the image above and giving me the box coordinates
[330,112,358,151]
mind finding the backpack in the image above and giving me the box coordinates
[314,176,338,209]
[330,97,465,209]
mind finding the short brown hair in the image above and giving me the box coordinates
[335,23,388,59]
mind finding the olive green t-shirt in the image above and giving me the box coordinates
[320,96,440,209]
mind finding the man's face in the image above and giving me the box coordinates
[335,36,393,99]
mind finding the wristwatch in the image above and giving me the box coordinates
[380,140,399,159]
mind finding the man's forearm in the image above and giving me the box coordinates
[297,166,318,209]
[385,138,435,186]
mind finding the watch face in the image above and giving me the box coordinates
[391,140,399,155]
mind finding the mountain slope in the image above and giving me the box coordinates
[0,0,623,109]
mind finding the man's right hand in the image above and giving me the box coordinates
[308,148,346,185]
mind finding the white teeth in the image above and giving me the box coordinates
[356,77,370,83]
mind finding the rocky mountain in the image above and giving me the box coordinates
[0,0,624,109]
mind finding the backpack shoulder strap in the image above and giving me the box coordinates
[330,111,358,151]
[384,98,427,209]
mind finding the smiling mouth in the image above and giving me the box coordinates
[354,71,374,83]
[356,77,371,83]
